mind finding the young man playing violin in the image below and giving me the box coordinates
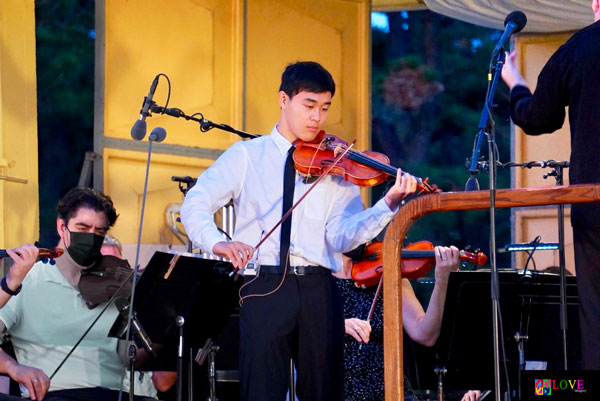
[181,61,417,401]
[0,187,153,401]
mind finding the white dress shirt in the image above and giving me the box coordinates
[180,125,396,272]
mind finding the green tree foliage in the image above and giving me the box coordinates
[36,0,95,245]
[371,11,512,266]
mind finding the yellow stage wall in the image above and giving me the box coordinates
[0,0,39,254]
[512,32,576,273]
[97,0,371,263]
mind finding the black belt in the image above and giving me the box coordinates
[259,265,328,276]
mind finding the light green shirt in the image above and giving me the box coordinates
[0,260,124,393]
[123,371,158,399]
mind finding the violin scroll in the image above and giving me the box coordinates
[38,247,64,265]
[459,249,488,266]
[0,246,64,265]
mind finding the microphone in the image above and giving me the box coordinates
[492,11,527,57]
[148,126,167,142]
[131,75,160,140]
[465,175,480,191]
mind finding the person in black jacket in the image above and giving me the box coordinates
[501,0,600,369]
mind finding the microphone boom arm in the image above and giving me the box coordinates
[151,105,258,140]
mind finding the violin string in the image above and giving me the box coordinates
[346,148,397,174]
[307,136,328,177]
[336,144,429,188]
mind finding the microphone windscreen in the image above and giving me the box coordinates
[131,120,147,140]
[149,126,167,142]
[504,11,527,33]
[465,176,481,192]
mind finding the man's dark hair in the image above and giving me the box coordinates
[279,61,336,98]
[57,187,118,227]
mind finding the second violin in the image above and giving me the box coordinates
[351,241,487,288]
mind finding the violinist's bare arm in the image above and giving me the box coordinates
[402,246,459,346]
[501,50,528,90]
[0,346,50,400]
[152,371,177,392]
[383,168,418,211]
[462,390,482,401]
[213,241,254,270]
[344,318,371,343]
[1,244,39,308]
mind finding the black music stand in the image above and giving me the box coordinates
[435,271,580,396]
[109,251,242,396]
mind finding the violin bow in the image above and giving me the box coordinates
[366,273,384,323]
[358,271,384,351]
[253,141,356,251]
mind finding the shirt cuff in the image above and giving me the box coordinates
[204,230,229,256]
[510,85,532,101]
[374,196,399,214]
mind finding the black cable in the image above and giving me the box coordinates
[523,235,542,274]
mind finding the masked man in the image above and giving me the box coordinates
[0,187,151,401]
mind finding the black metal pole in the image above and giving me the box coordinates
[176,316,185,401]
[551,164,569,369]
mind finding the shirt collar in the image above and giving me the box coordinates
[271,124,295,156]
[40,259,73,287]
[52,251,84,287]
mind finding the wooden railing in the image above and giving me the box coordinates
[382,184,600,400]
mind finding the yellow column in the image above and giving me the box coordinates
[0,0,39,249]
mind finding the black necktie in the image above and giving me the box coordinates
[280,146,295,270]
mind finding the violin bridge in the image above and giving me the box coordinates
[333,144,343,157]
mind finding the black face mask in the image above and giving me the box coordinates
[66,230,105,267]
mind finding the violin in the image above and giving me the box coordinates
[294,130,439,193]
[351,241,487,288]
[79,255,133,309]
[0,247,64,262]
[254,131,439,254]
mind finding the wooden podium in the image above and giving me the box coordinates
[382,184,600,400]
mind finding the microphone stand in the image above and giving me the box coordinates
[467,51,507,401]
[548,163,569,370]
[124,127,167,401]
[504,160,570,369]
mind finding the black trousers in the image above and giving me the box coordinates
[41,387,155,401]
[573,226,600,369]
[239,270,344,401]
